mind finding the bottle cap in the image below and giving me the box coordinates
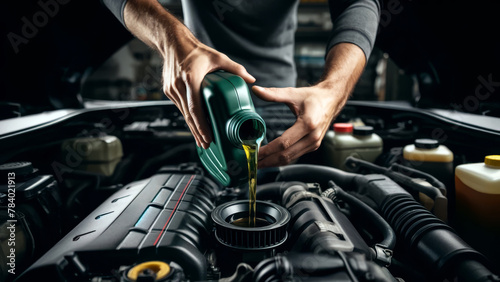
[353,126,374,136]
[485,155,500,167]
[333,123,353,133]
[414,139,439,149]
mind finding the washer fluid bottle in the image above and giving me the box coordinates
[197,71,266,187]
[351,125,383,163]
[323,123,382,171]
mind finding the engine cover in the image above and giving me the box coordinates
[17,168,219,281]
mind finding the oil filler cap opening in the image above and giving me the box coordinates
[126,261,171,282]
[212,200,290,250]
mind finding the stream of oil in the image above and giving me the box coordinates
[242,137,262,227]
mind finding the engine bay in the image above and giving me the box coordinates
[1,101,499,281]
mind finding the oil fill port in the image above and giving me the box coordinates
[125,261,176,282]
[211,200,290,276]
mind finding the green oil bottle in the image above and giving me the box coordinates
[198,71,266,217]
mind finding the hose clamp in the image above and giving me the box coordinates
[374,244,393,267]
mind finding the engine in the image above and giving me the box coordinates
[8,163,496,282]
[1,102,499,282]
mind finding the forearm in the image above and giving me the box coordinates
[318,42,366,102]
[123,0,196,58]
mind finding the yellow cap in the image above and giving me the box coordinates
[127,261,171,281]
[485,155,500,167]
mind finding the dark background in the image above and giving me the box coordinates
[1,0,499,117]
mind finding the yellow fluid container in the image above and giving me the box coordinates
[455,155,500,266]
[455,155,500,230]
[403,139,454,192]
[403,139,454,163]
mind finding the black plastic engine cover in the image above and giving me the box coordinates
[16,169,219,281]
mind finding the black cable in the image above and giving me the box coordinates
[345,156,444,200]
[325,181,396,250]
[389,163,445,190]
[337,251,360,282]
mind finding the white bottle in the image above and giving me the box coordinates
[323,123,383,171]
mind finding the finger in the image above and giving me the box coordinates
[217,55,256,83]
[258,129,321,168]
[183,71,213,148]
[258,118,310,161]
[252,85,296,104]
[185,117,204,148]
[172,79,204,148]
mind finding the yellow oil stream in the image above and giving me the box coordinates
[242,138,262,227]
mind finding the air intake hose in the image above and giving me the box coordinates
[380,193,496,281]
[276,164,498,281]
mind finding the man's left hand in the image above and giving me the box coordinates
[252,82,348,168]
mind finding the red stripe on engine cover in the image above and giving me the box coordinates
[153,175,195,246]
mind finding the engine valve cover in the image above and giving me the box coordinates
[17,170,219,281]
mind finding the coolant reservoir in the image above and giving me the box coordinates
[455,155,500,229]
[323,124,382,170]
[61,135,123,176]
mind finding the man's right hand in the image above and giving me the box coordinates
[124,0,255,149]
[161,35,255,149]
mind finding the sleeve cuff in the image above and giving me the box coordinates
[326,1,380,61]
[102,0,129,27]
[326,28,374,61]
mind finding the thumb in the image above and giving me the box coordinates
[218,58,256,84]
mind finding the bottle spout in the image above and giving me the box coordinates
[226,111,266,147]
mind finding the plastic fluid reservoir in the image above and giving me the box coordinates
[197,71,266,187]
[323,124,383,170]
[455,155,500,230]
[455,155,500,267]
[403,139,454,191]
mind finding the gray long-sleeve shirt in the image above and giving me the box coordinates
[103,0,380,96]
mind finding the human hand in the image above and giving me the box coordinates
[161,32,255,149]
[123,0,255,149]
[252,82,349,168]
[253,43,366,168]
